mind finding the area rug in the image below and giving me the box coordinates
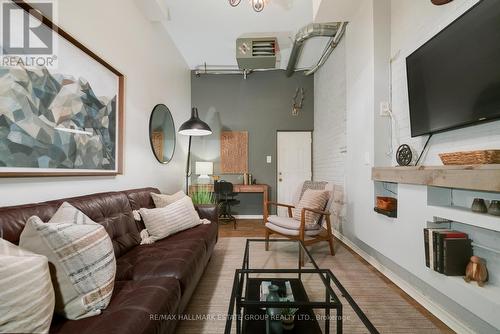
[176,238,450,333]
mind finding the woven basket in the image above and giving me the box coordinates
[439,150,500,165]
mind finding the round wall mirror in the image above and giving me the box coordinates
[149,104,176,164]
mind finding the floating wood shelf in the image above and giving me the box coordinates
[372,165,500,192]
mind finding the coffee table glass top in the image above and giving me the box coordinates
[225,239,378,334]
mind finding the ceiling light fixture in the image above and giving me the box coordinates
[229,0,267,13]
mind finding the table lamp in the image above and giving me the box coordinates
[195,162,213,183]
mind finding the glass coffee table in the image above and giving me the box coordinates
[225,239,378,334]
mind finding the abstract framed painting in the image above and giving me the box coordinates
[0,0,124,177]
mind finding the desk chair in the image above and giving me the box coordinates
[214,180,240,229]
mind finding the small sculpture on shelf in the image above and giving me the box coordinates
[464,256,488,287]
[471,198,487,213]
[396,144,413,166]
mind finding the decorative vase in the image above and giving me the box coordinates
[266,285,283,334]
[488,200,500,216]
[471,198,487,213]
[281,315,295,331]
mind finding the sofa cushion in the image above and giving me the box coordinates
[139,196,201,244]
[0,192,140,258]
[50,277,181,334]
[53,193,140,258]
[166,220,218,251]
[0,239,55,334]
[151,191,186,208]
[116,235,207,292]
[124,188,160,211]
[20,204,116,320]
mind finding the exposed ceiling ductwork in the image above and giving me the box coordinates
[286,22,347,77]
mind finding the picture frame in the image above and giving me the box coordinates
[0,0,124,177]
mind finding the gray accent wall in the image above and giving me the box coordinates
[190,70,314,215]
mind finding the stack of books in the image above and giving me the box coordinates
[423,228,472,276]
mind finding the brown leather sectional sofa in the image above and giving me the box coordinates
[0,187,218,334]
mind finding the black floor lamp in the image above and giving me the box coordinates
[178,107,212,193]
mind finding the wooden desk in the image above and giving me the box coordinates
[190,184,270,216]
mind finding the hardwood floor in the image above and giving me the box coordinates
[218,219,265,238]
[218,219,453,333]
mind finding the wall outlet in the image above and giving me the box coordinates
[266,155,272,163]
[380,101,391,116]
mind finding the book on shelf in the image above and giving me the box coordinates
[443,238,472,276]
[424,228,447,269]
[423,228,471,276]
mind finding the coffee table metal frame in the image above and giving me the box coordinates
[225,239,379,334]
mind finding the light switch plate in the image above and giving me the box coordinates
[266,156,272,163]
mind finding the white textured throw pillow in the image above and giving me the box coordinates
[139,196,201,243]
[0,239,55,334]
[292,189,330,228]
[19,202,116,320]
[151,191,186,208]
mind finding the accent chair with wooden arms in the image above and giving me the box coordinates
[264,182,342,265]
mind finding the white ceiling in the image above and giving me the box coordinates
[162,0,316,69]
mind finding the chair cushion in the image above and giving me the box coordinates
[116,236,207,292]
[267,215,320,231]
[265,222,322,237]
[50,277,180,334]
[292,189,330,227]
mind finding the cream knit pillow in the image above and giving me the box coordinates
[292,189,330,228]
[0,239,55,334]
[139,196,201,243]
[19,202,116,320]
[151,191,186,208]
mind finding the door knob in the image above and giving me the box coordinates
[279,178,283,182]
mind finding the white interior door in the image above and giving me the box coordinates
[277,131,312,216]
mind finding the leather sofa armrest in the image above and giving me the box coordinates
[195,204,219,223]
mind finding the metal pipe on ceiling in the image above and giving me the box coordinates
[193,65,280,79]
[286,22,348,77]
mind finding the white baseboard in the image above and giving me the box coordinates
[234,215,263,219]
[333,231,474,334]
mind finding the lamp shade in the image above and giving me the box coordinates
[195,161,213,177]
[178,107,212,136]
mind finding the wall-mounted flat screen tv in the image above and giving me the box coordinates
[406,0,500,137]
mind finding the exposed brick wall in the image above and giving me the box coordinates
[313,38,347,185]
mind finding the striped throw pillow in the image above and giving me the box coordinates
[139,196,201,243]
[0,239,55,334]
[151,191,186,208]
[292,189,330,228]
[19,202,116,320]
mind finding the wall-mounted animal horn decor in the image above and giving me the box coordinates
[431,0,454,5]
[292,88,305,116]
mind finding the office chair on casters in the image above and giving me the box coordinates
[214,180,240,229]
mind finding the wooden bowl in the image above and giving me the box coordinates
[376,196,397,212]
